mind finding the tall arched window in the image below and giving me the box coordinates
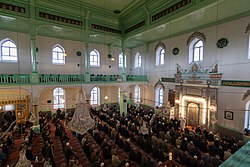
[90,86,100,105]
[189,38,204,64]
[245,100,250,129]
[155,87,164,107]
[156,46,165,66]
[248,33,250,59]
[53,87,65,109]
[52,45,65,64]
[134,52,142,68]
[0,39,17,62]
[119,53,126,68]
[90,49,100,67]
[134,85,140,103]
[118,87,120,102]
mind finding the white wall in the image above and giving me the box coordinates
[0,30,31,74]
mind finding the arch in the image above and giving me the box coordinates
[52,44,65,64]
[0,38,17,62]
[90,49,100,67]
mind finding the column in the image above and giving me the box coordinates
[121,40,127,81]
[31,97,40,134]
[119,91,128,116]
[30,0,39,83]
[84,42,90,82]
[206,85,211,131]
[30,35,39,83]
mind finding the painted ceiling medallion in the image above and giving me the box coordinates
[76,51,81,56]
[216,38,229,49]
[172,47,179,55]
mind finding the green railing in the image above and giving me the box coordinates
[0,74,30,84]
[39,74,84,84]
[0,74,148,85]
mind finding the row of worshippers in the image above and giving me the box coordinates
[90,104,242,166]
[53,116,82,167]
[40,114,55,167]
[79,120,156,167]
[0,132,14,165]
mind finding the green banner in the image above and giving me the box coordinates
[161,78,175,82]
[222,80,250,87]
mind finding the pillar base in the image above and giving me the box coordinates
[122,73,127,82]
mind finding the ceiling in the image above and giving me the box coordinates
[0,0,249,48]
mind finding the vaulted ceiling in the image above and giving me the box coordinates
[0,0,249,48]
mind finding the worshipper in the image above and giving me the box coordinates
[180,117,186,131]
[111,152,121,167]
[25,145,36,161]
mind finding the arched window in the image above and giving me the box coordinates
[90,86,100,105]
[0,39,17,62]
[248,33,250,59]
[90,49,100,67]
[53,87,65,109]
[134,52,142,68]
[134,85,140,103]
[52,45,65,64]
[118,87,120,102]
[155,87,164,107]
[119,53,126,68]
[156,46,165,66]
[189,38,204,64]
[245,100,250,129]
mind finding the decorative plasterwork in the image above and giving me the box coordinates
[155,41,166,52]
[186,31,206,46]
[242,90,250,101]
[154,79,165,90]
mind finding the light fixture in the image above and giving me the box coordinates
[104,95,108,100]
[111,57,115,61]
[63,53,67,56]
[67,89,95,135]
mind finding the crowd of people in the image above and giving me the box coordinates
[0,103,246,167]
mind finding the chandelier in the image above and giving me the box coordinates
[67,89,95,135]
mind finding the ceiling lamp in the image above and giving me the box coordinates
[67,89,95,135]
[110,57,115,61]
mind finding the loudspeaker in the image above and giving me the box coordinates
[47,100,51,104]
[36,47,39,52]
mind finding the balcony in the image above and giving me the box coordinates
[0,74,148,85]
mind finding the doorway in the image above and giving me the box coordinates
[187,102,199,126]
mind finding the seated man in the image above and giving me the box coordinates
[111,152,121,167]
[26,145,36,161]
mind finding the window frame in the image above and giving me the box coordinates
[53,87,65,109]
[155,87,164,107]
[118,53,126,68]
[52,45,65,65]
[134,85,141,103]
[156,47,165,66]
[0,39,17,63]
[189,38,204,64]
[89,49,100,67]
[134,52,142,68]
[90,86,100,105]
